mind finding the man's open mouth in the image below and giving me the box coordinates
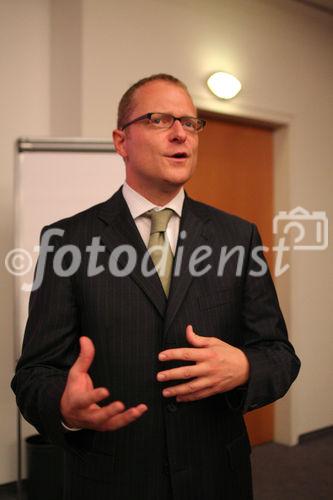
[168,152,189,159]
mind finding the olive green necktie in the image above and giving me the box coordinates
[147,208,174,297]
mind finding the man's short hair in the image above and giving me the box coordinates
[117,73,190,129]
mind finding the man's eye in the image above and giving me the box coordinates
[151,115,171,126]
[183,120,195,129]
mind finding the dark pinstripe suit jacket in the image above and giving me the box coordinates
[12,187,300,500]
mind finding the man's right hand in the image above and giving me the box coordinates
[60,336,148,431]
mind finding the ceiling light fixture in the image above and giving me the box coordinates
[207,72,242,100]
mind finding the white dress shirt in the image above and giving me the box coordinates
[122,181,184,255]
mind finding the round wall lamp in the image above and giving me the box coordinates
[207,72,242,100]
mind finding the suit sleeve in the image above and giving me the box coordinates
[11,225,93,454]
[225,223,300,413]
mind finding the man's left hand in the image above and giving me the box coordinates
[157,325,250,402]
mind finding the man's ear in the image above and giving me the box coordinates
[113,129,127,159]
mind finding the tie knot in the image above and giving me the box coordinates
[147,208,174,234]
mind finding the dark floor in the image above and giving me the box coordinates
[251,428,333,499]
[0,482,25,500]
[1,429,332,499]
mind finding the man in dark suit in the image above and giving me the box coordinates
[12,74,300,500]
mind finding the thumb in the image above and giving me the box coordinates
[186,325,210,347]
[71,336,95,375]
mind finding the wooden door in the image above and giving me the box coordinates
[186,115,275,445]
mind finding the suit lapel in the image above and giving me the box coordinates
[97,188,211,328]
[164,194,210,334]
[97,188,167,318]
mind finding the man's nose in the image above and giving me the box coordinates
[169,119,187,142]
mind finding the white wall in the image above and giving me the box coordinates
[0,0,51,484]
[50,0,82,135]
[1,0,332,484]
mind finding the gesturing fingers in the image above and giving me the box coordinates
[79,401,148,431]
[162,377,212,398]
[176,386,218,402]
[185,325,213,348]
[71,336,95,376]
[73,387,110,409]
[99,404,148,431]
[159,347,210,363]
[87,400,126,427]
[157,363,208,382]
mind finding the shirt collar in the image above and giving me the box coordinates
[122,181,184,220]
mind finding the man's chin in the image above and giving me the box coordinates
[164,166,195,187]
[162,175,191,190]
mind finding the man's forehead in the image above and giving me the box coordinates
[132,80,196,114]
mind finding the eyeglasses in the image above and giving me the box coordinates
[121,112,206,132]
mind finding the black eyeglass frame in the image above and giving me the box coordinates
[121,112,206,132]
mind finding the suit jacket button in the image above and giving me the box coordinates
[167,402,178,412]
[163,461,170,475]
